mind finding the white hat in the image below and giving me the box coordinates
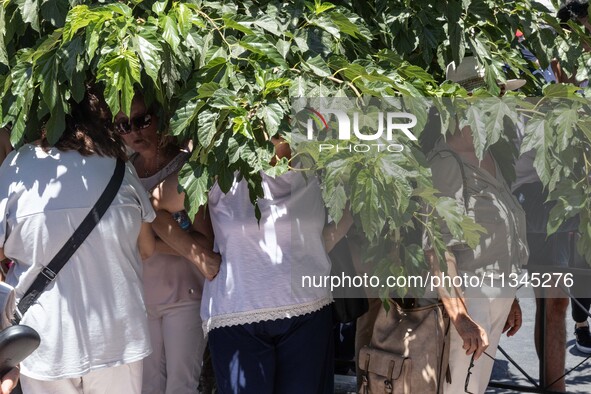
[445,56,526,91]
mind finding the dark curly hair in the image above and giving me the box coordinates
[558,0,589,24]
[42,83,127,161]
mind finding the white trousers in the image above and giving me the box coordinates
[20,360,142,394]
[142,301,205,394]
[444,279,517,394]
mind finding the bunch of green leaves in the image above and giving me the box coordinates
[347,0,559,95]
[519,91,591,262]
[2,0,590,289]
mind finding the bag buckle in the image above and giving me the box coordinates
[41,266,57,281]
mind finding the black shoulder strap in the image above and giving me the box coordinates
[14,159,126,324]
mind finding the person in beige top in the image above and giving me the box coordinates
[116,93,220,394]
[424,57,529,394]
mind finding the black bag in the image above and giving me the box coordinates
[0,325,40,376]
[330,236,369,323]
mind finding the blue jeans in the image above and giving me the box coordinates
[208,306,334,394]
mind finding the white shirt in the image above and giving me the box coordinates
[202,170,332,334]
[0,145,155,380]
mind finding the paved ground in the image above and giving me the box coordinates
[488,287,591,393]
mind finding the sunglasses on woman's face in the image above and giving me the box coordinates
[116,113,153,135]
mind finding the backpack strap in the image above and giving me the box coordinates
[429,148,470,212]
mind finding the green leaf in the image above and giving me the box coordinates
[160,15,180,51]
[553,107,577,151]
[446,0,464,65]
[485,99,514,146]
[104,3,132,17]
[178,162,210,219]
[170,97,203,137]
[399,65,436,83]
[70,68,85,103]
[16,0,39,32]
[0,6,7,65]
[304,55,331,77]
[434,196,486,249]
[543,83,581,98]
[45,99,66,145]
[263,157,290,178]
[308,0,336,15]
[61,35,84,80]
[134,32,162,85]
[37,50,59,111]
[324,183,347,224]
[161,46,181,99]
[63,5,92,41]
[311,15,340,38]
[225,135,240,165]
[547,179,585,235]
[197,82,220,99]
[152,1,167,14]
[263,78,291,97]
[459,216,487,249]
[329,12,361,38]
[258,102,283,135]
[10,60,33,101]
[253,14,281,36]
[351,168,383,242]
[232,116,253,138]
[289,76,308,97]
[40,0,69,27]
[175,3,192,36]
[197,110,218,147]
[96,50,142,117]
[85,22,104,60]
[222,15,255,35]
[522,117,551,185]
[9,87,34,147]
[460,106,487,160]
[240,35,287,67]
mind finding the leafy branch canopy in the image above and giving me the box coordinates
[2,0,590,292]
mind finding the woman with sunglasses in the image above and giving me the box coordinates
[116,93,220,394]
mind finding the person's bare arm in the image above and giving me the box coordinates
[0,248,19,392]
[154,239,182,256]
[150,172,220,280]
[0,366,19,394]
[0,129,12,166]
[502,299,522,337]
[551,59,579,84]
[425,248,489,360]
[138,222,155,260]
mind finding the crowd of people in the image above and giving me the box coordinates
[0,1,588,394]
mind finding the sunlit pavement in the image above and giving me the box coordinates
[488,286,591,393]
